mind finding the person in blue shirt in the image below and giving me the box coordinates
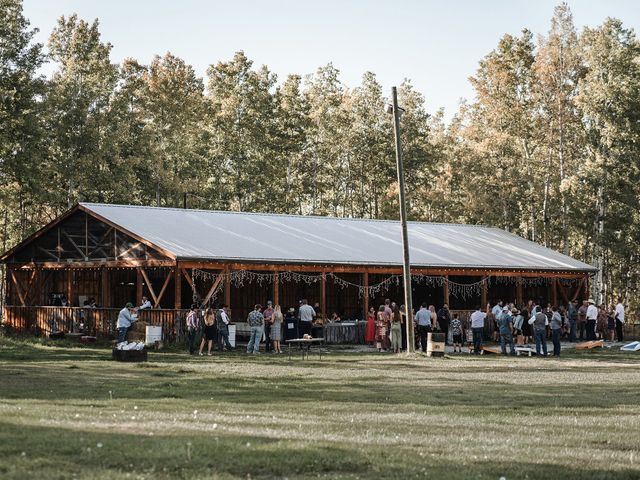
[116,302,137,343]
[497,306,516,355]
[414,303,432,353]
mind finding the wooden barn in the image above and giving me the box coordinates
[0,203,596,341]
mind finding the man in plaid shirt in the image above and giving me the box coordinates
[246,304,265,354]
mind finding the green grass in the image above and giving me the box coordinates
[1,337,639,479]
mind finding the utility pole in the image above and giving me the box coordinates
[390,86,414,353]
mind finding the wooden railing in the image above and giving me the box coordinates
[1,306,189,342]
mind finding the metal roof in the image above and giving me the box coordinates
[81,203,595,272]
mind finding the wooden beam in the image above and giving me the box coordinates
[37,247,59,261]
[9,269,26,306]
[558,280,570,305]
[174,266,182,309]
[23,269,37,304]
[224,265,231,307]
[139,268,158,306]
[9,259,176,270]
[481,279,488,308]
[117,242,143,260]
[153,269,173,308]
[571,278,585,302]
[136,268,143,304]
[181,268,196,296]
[202,273,223,307]
[85,212,89,258]
[63,231,86,259]
[67,269,74,306]
[516,278,523,305]
[551,278,558,307]
[321,272,326,321]
[101,267,110,307]
[363,272,369,319]
[444,275,450,306]
[273,272,279,306]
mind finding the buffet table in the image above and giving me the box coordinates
[323,321,366,344]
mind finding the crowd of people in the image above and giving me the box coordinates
[114,293,627,357]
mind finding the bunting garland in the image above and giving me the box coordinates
[189,268,575,304]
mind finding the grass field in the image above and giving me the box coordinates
[1,337,639,479]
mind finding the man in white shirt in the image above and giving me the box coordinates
[491,300,503,318]
[615,298,625,342]
[138,296,152,310]
[470,305,487,355]
[585,299,598,341]
[298,299,316,337]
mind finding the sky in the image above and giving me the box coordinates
[22,0,640,120]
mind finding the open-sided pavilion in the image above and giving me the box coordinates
[0,203,596,340]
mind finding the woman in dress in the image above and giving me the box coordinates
[390,304,403,353]
[375,305,390,352]
[597,304,608,340]
[271,305,284,353]
[199,307,216,356]
[365,306,376,345]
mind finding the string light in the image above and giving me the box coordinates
[188,268,577,303]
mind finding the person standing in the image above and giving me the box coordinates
[497,307,516,356]
[450,313,464,353]
[298,299,316,337]
[186,305,199,355]
[596,304,608,340]
[383,299,393,320]
[271,305,284,354]
[567,300,578,342]
[390,305,403,353]
[470,305,486,355]
[217,305,233,351]
[607,306,616,342]
[528,305,548,356]
[199,307,217,356]
[429,305,437,332]
[586,299,598,341]
[246,304,264,354]
[365,306,376,345]
[116,302,137,343]
[375,305,390,352]
[578,300,588,340]
[551,306,562,357]
[414,303,432,353]
[437,303,451,345]
[615,298,625,342]
[263,301,274,353]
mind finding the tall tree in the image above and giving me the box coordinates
[575,19,640,303]
[46,15,119,207]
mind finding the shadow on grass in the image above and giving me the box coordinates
[0,421,638,480]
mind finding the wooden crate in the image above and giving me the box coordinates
[112,348,147,362]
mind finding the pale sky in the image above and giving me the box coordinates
[23,0,640,120]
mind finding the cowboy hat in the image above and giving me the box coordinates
[588,298,595,304]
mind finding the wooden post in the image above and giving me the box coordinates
[67,269,74,306]
[481,278,488,308]
[84,212,89,259]
[101,267,110,307]
[551,278,558,307]
[136,267,143,304]
[363,272,369,319]
[273,272,279,306]
[174,266,182,310]
[321,272,326,321]
[516,278,523,306]
[443,275,450,306]
[224,265,231,308]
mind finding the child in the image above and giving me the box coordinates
[450,313,464,353]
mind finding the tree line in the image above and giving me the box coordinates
[1,1,639,313]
